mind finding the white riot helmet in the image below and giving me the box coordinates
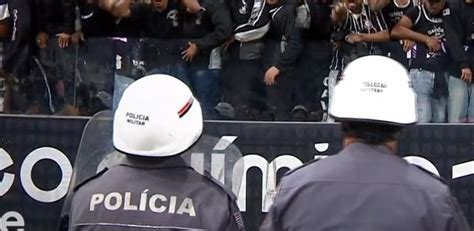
[113,74,203,157]
[329,55,417,125]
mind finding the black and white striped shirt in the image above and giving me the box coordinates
[330,4,388,70]
[341,4,388,34]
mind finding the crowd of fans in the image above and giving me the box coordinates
[0,0,472,122]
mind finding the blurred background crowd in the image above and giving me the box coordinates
[0,0,472,122]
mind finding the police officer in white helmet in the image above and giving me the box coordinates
[260,56,471,230]
[68,74,245,231]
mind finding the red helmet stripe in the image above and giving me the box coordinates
[178,97,194,118]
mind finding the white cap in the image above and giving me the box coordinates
[113,74,203,157]
[329,56,417,125]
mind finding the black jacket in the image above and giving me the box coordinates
[128,1,181,39]
[4,0,33,77]
[78,1,139,38]
[300,0,332,40]
[182,0,232,52]
[78,1,116,37]
[444,1,472,76]
[181,0,232,69]
[264,3,302,72]
[228,0,272,34]
[33,0,75,35]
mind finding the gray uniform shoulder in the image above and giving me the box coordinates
[280,155,343,188]
[405,164,450,195]
[281,148,450,197]
[73,168,108,192]
[283,157,321,176]
[201,170,237,201]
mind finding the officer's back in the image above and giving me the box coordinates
[262,142,465,230]
[260,56,470,231]
[70,156,241,230]
[68,74,245,231]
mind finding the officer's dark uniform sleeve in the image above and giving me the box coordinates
[194,1,233,51]
[274,6,302,72]
[203,172,246,231]
[443,6,470,71]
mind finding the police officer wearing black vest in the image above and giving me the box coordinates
[260,56,471,230]
[69,74,245,231]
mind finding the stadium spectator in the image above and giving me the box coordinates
[31,0,76,115]
[328,0,389,121]
[73,0,142,115]
[262,0,302,120]
[444,0,473,123]
[2,0,36,115]
[294,0,333,121]
[377,0,418,66]
[466,0,474,122]
[100,0,185,75]
[100,0,232,118]
[73,0,116,115]
[391,0,450,123]
[179,0,233,119]
[330,0,389,67]
[220,0,272,120]
[99,0,188,112]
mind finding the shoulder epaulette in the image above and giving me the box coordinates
[202,170,237,201]
[412,165,448,185]
[73,168,109,192]
[284,157,322,177]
